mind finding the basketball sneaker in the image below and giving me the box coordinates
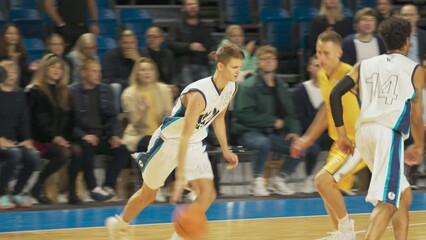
[11,194,32,208]
[268,176,295,195]
[105,215,129,240]
[325,219,356,240]
[0,195,15,210]
[250,177,270,196]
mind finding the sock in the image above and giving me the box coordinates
[338,214,352,232]
[170,231,183,240]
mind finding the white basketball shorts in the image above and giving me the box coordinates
[134,134,214,189]
[356,123,410,208]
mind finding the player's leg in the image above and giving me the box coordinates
[315,143,363,230]
[357,124,406,240]
[106,138,176,240]
[391,187,412,240]
[189,178,217,212]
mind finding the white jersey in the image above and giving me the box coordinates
[357,53,419,139]
[157,76,237,143]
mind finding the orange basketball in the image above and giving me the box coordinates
[172,205,208,238]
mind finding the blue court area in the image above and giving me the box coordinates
[1,192,426,233]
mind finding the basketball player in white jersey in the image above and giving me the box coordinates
[330,17,424,239]
[105,43,244,240]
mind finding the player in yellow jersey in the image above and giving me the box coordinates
[291,31,366,240]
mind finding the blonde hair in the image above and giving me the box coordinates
[215,42,244,65]
[30,54,70,110]
[0,59,18,73]
[73,33,97,60]
[128,57,159,88]
[319,0,344,22]
[255,45,277,58]
[225,25,244,39]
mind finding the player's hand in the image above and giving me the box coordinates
[337,135,354,155]
[170,171,187,204]
[223,150,238,170]
[290,136,312,158]
[285,133,299,142]
[405,144,424,166]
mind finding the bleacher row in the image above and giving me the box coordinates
[0,0,378,75]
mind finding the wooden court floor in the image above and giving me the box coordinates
[2,211,426,240]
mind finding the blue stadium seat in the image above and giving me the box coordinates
[266,18,295,52]
[9,8,43,38]
[289,0,312,9]
[292,7,319,21]
[96,36,117,64]
[260,8,289,23]
[357,0,375,9]
[123,21,153,48]
[96,0,111,9]
[259,0,281,9]
[9,0,36,9]
[95,9,117,39]
[225,0,252,24]
[0,13,5,31]
[23,38,45,63]
[118,8,151,24]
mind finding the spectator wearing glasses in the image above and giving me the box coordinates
[400,4,426,64]
[232,45,302,197]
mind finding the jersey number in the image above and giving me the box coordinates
[365,73,399,105]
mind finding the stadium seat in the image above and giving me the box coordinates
[0,13,5,31]
[8,8,43,38]
[95,9,117,39]
[289,0,312,9]
[225,0,252,24]
[118,8,151,24]
[9,0,36,9]
[266,18,295,52]
[123,21,153,48]
[23,38,45,63]
[292,7,319,21]
[96,36,117,64]
[357,0,375,9]
[96,0,111,9]
[260,8,289,23]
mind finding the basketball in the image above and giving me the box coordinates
[172,205,208,238]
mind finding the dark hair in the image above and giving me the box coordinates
[378,16,411,50]
[317,31,342,47]
[0,23,27,58]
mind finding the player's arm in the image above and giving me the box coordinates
[171,91,205,203]
[212,108,238,170]
[330,63,360,154]
[406,66,425,166]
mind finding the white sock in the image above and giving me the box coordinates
[170,231,183,240]
[338,214,352,232]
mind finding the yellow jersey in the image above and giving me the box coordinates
[318,62,360,141]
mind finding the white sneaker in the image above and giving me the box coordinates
[155,188,167,203]
[170,231,183,240]
[302,175,316,193]
[325,219,356,240]
[250,177,270,196]
[268,176,295,195]
[105,215,129,240]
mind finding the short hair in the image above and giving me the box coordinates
[145,26,165,37]
[378,16,411,50]
[81,58,100,70]
[317,31,342,47]
[45,33,64,45]
[354,7,377,24]
[215,42,244,65]
[255,45,277,59]
[225,25,243,39]
[119,29,137,40]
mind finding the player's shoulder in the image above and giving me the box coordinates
[339,62,353,73]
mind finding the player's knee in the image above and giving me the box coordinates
[314,170,335,192]
[136,186,156,205]
[399,187,413,209]
[197,187,217,204]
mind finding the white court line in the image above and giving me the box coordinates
[315,219,426,240]
[2,210,426,234]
